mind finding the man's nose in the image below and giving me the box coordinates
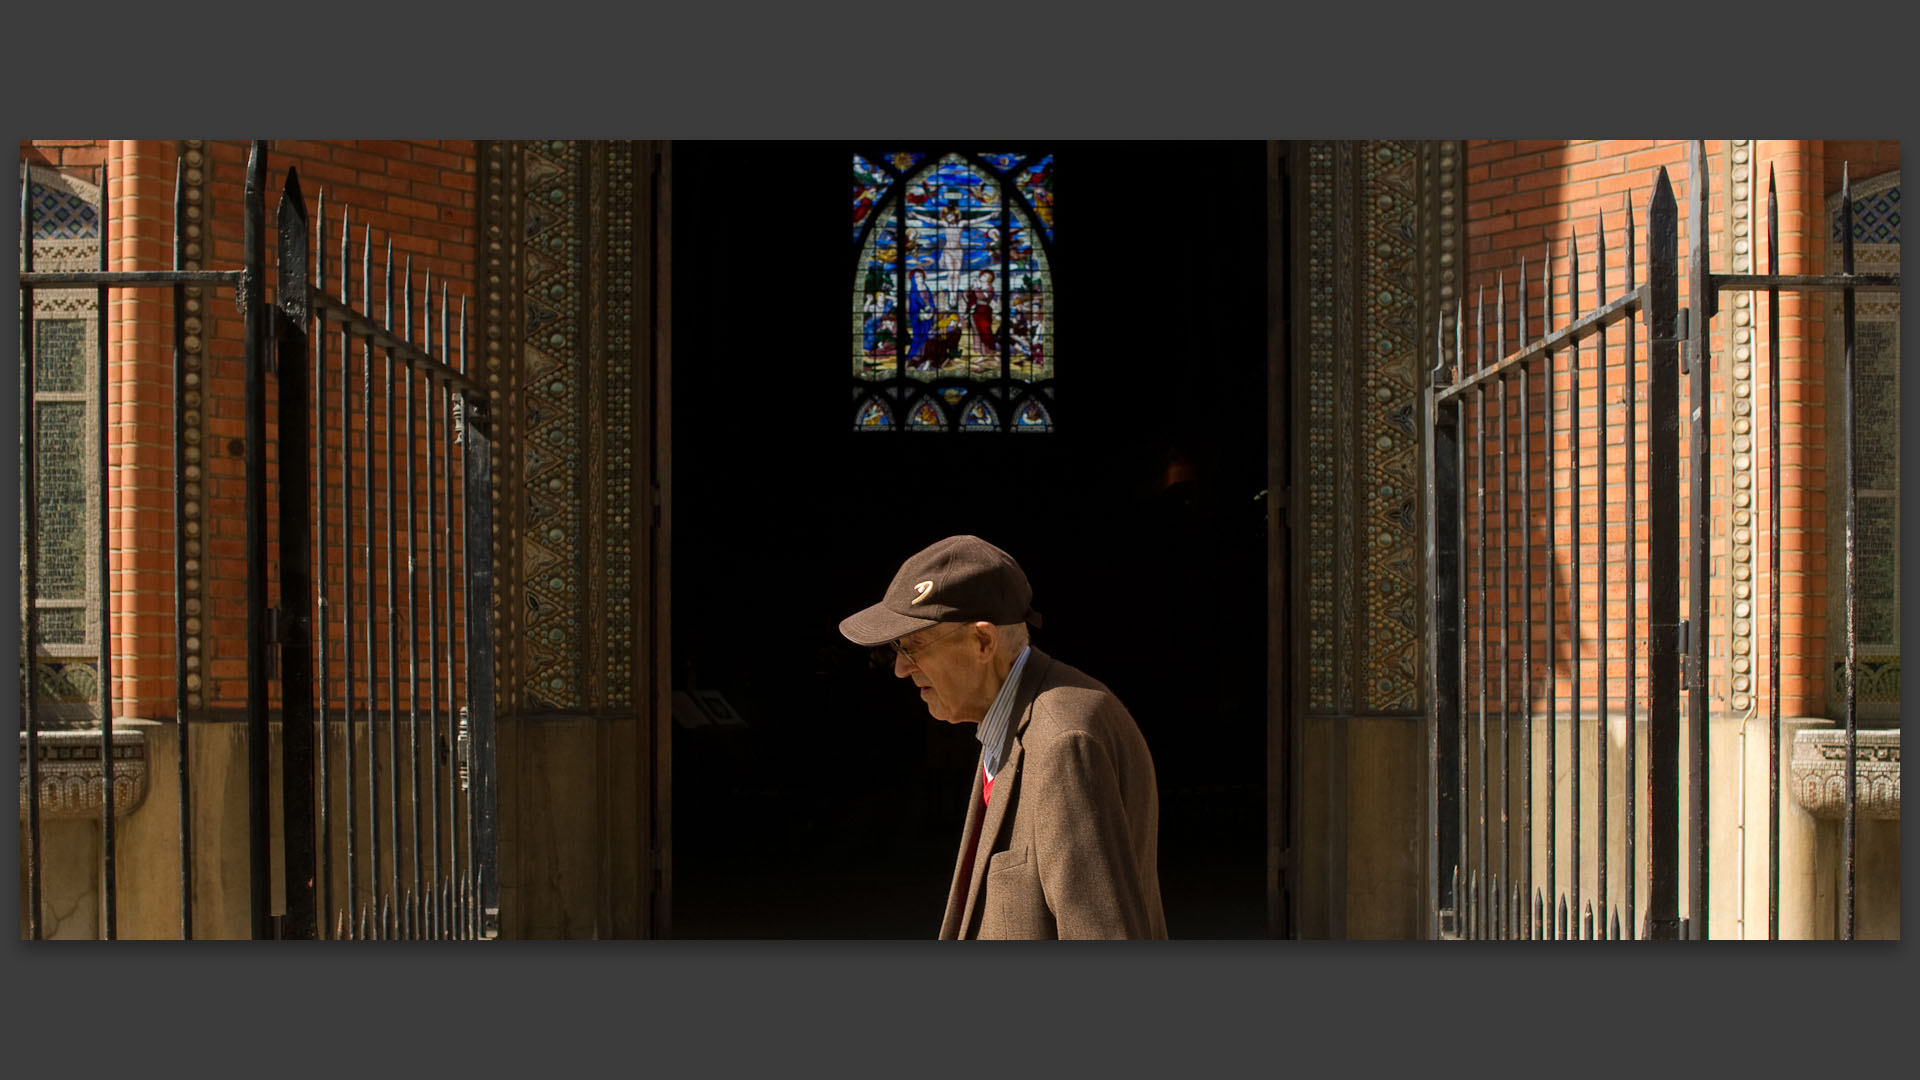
[893,650,914,678]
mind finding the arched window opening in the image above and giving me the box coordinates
[850,150,1054,433]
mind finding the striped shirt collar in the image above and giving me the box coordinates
[977,645,1031,781]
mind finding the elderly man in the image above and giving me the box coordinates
[840,535,1167,939]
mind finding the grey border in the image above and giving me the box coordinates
[3,5,1913,1079]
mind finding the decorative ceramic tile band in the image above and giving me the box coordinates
[17,728,150,819]
[1725,140,1756,720]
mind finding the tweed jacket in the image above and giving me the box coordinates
[938,648,1167,939]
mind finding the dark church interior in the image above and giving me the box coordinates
[669,142,1273,937]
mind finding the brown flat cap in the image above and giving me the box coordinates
[839,534,1044,647]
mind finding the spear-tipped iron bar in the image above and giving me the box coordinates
[1435,290,1646,405]
[1475,285,1490,939]
[406,271,424,929]
[1767,165,1781,941]
[98,159,118,940]
[243,141,272,939]
[1497,278,1511,899]
[343,215,362,932]
[172,157,195,939]
[315,190,333,937]
[1570,234,1584,931]
[1456,299,1468,927]
[364,236,382,922]
[385,252,402,923]
[1544,245,1558,925]
[1519,255,1534,921]
[1686,141,1713,939]
[426,328,444,940]
[1596,210,1610,927]
[1626,201,1640,939]
[1840,164,1857,941]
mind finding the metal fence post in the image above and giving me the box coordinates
[277,166,318,939]
[1643,168,1683,940]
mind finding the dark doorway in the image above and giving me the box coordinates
[668,142,1271,938]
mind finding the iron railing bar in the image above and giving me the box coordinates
[1455,298,1467,934]
[314,189,333,937]
[1435,287,1646,404]
[242,140,272,940]
[1543,245,1557,935]
[1685,140,1713,939]
[274,165,317,939]
[1625,200,1639,939]
[1497,278,1511,904]
[1839,163,1857,941]
[405,273,425,939]
[364,238,383,925]
[172,157,194,939]
[1644,166,1683,940]
[1595,208,1609,930]
[384,252,402,934]
[343,215,363,934]
[1570,233,1583,933]
[441,324,459,939]
[425,330,444,940]
[1707,272,1899,291]
[21,167,45,941]
[1518,253,1533,940]
[1475,285,1490,942]
[98,159,119,940]
[18,269,246,287]
[1766,165,1781,941]
[310,295,485,398]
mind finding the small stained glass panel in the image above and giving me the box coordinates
[1019,155,1054,241]
[35,320,88,393]
[852,215,902,380]
[1006,215,1053,383]
[888,151,924,173]
[906,397,946,431]
[962,397,998,430]
[1012,398,1053,432]
[979,152,1028,172]
[853,154,894,242]
[854,396,894,430]
[35,400,88,600]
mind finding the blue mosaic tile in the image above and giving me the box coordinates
[25,179,99,239]
[1833,184,1900,246]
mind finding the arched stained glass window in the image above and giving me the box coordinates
[850,150,1054,433]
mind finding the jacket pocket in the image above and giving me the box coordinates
[977,846,1050,939]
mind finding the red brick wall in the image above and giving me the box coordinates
[19,139,478,722]
[1461,138,1896,723]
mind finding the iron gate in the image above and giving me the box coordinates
[19,141,499,939]
[1422,141,1898,940]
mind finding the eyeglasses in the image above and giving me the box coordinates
[890,623,966,665]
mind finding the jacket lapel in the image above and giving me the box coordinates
[949,650,1053,938]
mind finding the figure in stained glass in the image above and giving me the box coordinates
[966,269,999,364]
[906,268,937,367]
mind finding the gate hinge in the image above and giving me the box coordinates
[1676,619,1692,689]
[1676,309,1691,375]
[456,706,472,793]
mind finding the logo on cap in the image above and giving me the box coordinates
[910,580,934,605]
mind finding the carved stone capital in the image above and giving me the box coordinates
[18,724,150,820]
[1791,727,1900,820]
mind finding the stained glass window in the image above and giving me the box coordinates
[19,166,103,723]
[1825,171,1900,715]
[850,150,1055,433]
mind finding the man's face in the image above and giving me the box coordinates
[893,622,993,725]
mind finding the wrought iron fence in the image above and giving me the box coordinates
[1422,141,1898,939]
[18,141,498,939]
